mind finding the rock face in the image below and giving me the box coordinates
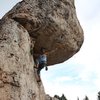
[0,19,45,100]
[3,0,84,65]
[0,0,84,100]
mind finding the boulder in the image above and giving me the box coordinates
[3,0,84,65]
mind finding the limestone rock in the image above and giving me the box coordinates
[0,19,46,100]
[0,0,84,100]
[3,0,84,65]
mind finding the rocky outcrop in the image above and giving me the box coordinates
[3,0,84,65]
[0,0,84,100]
[0,19,45,100]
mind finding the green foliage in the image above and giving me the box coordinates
[98,91,100,100]
[77,97,79,100]
[54,94,67,100]
[84,96,89,100]
[61,94,67,100]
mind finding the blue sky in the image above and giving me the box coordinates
[0,0,100,100]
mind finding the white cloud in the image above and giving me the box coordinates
[55,76,73,82]
[42,77,97,100]
[75,0,100,21]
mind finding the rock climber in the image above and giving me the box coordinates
[34,47,48,82]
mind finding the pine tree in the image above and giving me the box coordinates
[77,97,79,100]
[98,91,100,100]
[84,96,89,100]
[61,94,67,100]
[54,95,60,99]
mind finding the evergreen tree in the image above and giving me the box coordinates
[84,96,89,100]
[60,94,67,100]
[98,91,100,100]
[77,97,79,100]
[54,95,60,99]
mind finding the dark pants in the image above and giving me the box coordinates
[37,62,46,75]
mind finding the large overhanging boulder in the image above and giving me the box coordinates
[3,0,84,65]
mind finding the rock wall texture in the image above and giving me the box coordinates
[0,0,84,100]
[0,19,45,100]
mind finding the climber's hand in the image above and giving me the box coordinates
[45,67,48,71]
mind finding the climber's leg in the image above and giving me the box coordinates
[37,63,44,82]
[34,59,39,68]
